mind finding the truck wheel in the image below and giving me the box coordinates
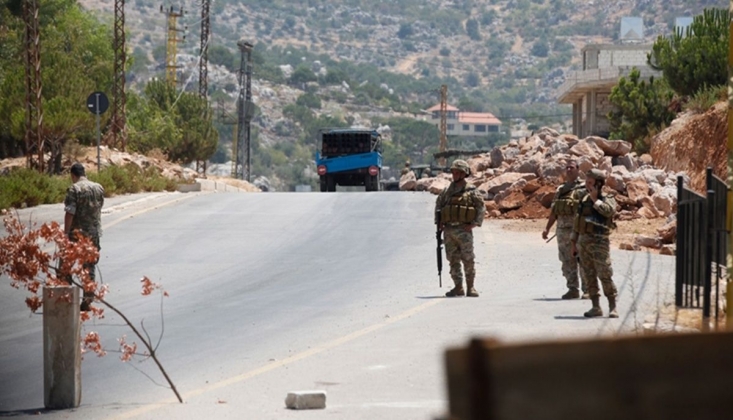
[365,173,379,191]
[326,175,336,192]
[320,176,327,192]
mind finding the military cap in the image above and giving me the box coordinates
[586,169,606,181]
[450,159,470,175]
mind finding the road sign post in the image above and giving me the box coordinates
[86,92,109,172]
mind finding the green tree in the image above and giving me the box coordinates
[289,64,317,86]
[127,79,218,163]
[208,45,236,72]
[608,68,675,153]
[397,23,413,39]
[531,40,549,57]
[648,8,729,96]
[466,19,481,41]
[0,1,114,169]
[295,92,322,109]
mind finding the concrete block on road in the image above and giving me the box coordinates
[285,390,327,410]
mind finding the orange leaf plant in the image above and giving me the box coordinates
[0,212,182,403]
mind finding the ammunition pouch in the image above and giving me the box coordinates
[552,198,577,216]
[441,204,477,224]
[441,191,478,224]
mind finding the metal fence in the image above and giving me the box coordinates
[675,168,730,325]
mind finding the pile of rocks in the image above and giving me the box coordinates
[400,127,682,249]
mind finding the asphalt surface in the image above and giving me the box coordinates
[0,190,676,419]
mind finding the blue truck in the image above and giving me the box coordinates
[315,129,383,192]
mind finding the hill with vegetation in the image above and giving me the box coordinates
[1,0,728,191]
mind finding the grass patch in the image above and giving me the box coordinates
[1,164,178,210]
[683,84,727,114]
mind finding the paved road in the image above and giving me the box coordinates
[0,191,676,419]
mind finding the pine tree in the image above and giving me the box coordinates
[648,8,729,97]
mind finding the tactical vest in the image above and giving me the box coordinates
[574,195,614,235]
[440,188,478,224]
[552,183,579,216]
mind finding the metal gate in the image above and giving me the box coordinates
[675,168,730,326]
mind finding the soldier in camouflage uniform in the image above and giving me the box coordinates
[435,159,486,297]
[570,169,618,318]
[542,159,587,299]
[400,160,411,176]
[64,163,105,311]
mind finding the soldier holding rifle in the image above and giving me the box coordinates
[542,159,587,299]
[434,160,485,297]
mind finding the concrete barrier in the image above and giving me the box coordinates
[176,183,202,193]
[43,286,81,409]
[285,390,327,410]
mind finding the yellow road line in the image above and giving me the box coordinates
[103,193,200,230]
[110,298,443,419]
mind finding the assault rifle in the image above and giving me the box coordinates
[436,210,443,288]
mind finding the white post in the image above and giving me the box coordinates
[43,285,81,409]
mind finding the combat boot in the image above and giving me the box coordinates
[584,296,603,318]
[561,288,579,299]
[445,287,465,297]
[466,279,479,297]
[608,296,619,318]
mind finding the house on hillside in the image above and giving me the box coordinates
[424,104,502,137]
[556,43,660,138]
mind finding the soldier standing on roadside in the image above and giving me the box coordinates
[435,159,486,297]
[64,163,105,311]
[542,159,588,299]
[570,169,618,318]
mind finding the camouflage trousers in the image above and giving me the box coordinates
[557,227,586,292]
[66,234,100,294]
[444,225,476,287]
[577,233,617,299]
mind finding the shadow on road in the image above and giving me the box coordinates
[553,315,590,320]
[0,407,47,417]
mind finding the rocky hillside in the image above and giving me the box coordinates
[81,0,725,104]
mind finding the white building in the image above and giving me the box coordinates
[424,104,502,136]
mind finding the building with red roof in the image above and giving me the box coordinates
[424,104,502,137]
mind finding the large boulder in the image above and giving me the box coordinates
[569,140,604,162]
[399,171,417,191]
[539,160,565,181]
[657,220,677,244]
[489,146,505,168]
[615,154,638,172]
[495,189,526,211]
[626,178,650,203]
[479,172,525,195]
[585,136,632,157]
[428,178,450,195]
[651,186,677,217]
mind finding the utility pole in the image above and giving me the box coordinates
[198,0,210,98]
[160,5,185,88]
[111,0,127,151]
[235,40,254,181]
[727,0,733,330]
[439,84,448,167]
[215,98,238,178]
[195,0,211,177]
[23,0,43,172]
